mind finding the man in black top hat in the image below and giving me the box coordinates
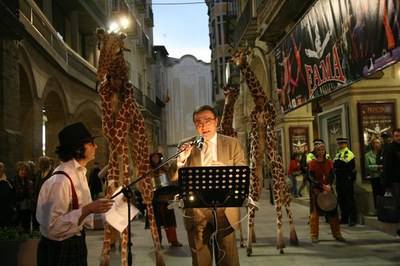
[333,137,357,226]
[36,122,114,265]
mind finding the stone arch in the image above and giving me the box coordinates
[73,100,108,168]
[18,45,42,162]
[19,66,36,161]
[41,77,69,161]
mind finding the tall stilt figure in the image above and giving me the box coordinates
[95,28,164,266]
[217,86,245,247]
[230,49,298,255]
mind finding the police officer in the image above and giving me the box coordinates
[306,139,331,165]
[333,137,357,226]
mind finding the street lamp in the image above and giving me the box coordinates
[108,16,130,33]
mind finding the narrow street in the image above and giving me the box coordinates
[87,190,400,265]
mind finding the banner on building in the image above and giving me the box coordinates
[288,126,309,159]
[357,102,396,179]
[275,0,400,113]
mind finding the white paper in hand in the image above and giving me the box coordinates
[105,186,140,233]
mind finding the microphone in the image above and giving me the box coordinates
[193,136,205,151]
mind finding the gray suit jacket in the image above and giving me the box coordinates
[170,133,246,231]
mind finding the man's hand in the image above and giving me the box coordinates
[178,142,194,164]
[80,198,114,224]
[322,184,332,192]
[89,198,114,213]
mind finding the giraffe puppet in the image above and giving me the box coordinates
[94,28,164,266]
[230,48,298,255]
[216,85,245,247]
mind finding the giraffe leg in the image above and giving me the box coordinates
[274,189,286,253]
[145,201,165,266]
[246,208,255,256]
[283,191,299,245]
[239,220,244,248]
[101,223,112,266]
[121,229,128,266]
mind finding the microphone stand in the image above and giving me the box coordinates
[110,141,199,266]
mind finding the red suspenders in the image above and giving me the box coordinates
[52,171,79,209]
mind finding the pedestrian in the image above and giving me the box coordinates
[32,156,54,230]
[380,131,392,158]
[288,152,301,197]
[0,162,16,227]
[382,128,400,237]
[148,152,182,248]
[308,142,345,243]
[298,148,309,197]
[36,122,114,266]
[88,162,103,200]
[13,161,35,232]
[333,137,357,226]
[364,138,384,216]
[170,105,246,266]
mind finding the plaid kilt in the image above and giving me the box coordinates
[37,231,87,266]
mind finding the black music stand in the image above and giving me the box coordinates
[178,166,250,265]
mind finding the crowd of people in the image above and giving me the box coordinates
[0,156,55,232]
[0,144,107,235]
[2,114,400,265]
[287,129,400,242]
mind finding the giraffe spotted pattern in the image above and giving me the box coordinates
[95,28,164,266]
[230,48,298,255]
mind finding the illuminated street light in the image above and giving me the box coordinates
[120,17,130,29]
[108,21,119,32]
[108,16,130,33]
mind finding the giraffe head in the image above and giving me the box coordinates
[228,47,250,70]
[224,86,240,103]
[94,28,131,82]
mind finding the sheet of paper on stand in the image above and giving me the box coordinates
[105,186,139,233]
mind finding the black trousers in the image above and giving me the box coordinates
[37,231,87,266]
[370,177,384,209]
[336,178,357,223]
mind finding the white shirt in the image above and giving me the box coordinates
[0,174,12,188]
[36,159,93,241]
[202,134,218,163]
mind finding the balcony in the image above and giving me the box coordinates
[144,95,162,117]
[18,0,97,88]
[258,0,316,46]
[144,6,154,27]
[134,0,146,13]
[132,86,162,118]
[137,30,149,52]
[146,46,156,64]
[229,0,258,49]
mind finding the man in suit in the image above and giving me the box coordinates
[170,105,246,266]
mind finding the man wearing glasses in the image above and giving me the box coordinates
[170,105,246,266]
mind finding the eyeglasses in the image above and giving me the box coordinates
[194,118,215,128]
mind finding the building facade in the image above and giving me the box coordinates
[207,0,400,215]
[0,0,164,176]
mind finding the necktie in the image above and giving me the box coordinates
[203,140,213,166]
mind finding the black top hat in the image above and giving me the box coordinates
[58,122,95,148]
[381,131,391,138]
[336,137,348,143]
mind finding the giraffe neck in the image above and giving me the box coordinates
[240,61,268,101]
[220,94,236,132]
[110,54,128,79]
